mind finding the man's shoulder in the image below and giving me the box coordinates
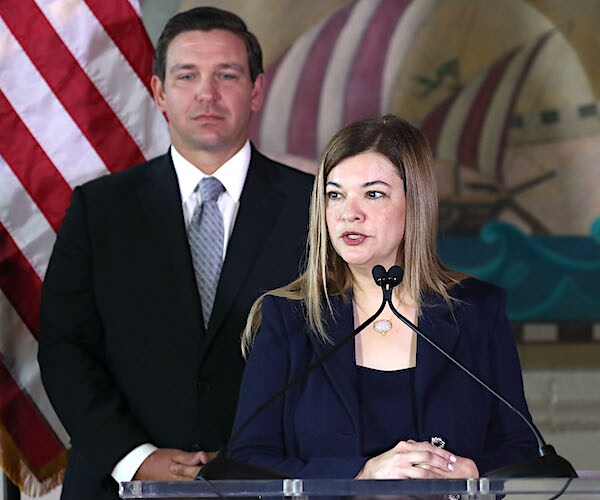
[249,146,314,189]
[78,152,171,195]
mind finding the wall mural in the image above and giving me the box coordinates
[144,0,600,342]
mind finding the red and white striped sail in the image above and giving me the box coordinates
[250,0,436,160]
[420,31,553,183]
[0,0,168,494]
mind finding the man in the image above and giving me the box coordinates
[38,7,313,499]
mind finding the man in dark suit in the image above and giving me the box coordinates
[38,7,313,499]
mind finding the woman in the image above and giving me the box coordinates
[230,115,537,479]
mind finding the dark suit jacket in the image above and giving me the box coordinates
[231,278,538,478]
[38,146,313,499]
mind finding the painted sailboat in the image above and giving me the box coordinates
[420,31,557,235]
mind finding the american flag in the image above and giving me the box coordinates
[0,0,168,494]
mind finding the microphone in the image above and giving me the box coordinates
[198,271,402,480]
[376,265,576,479]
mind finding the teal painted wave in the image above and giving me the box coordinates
[437,219,600,321]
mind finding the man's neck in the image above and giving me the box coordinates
[175,142,248,174]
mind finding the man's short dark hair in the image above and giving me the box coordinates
[153,6,264,83]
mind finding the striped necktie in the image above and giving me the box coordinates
[188,177,225,328]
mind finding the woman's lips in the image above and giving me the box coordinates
[341,231,367,246]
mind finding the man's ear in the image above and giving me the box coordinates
[151,75,167,112]
[250,73,265,113]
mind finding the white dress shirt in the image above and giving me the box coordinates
[111,141,251,483]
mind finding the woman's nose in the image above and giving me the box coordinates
[341,198,365,222]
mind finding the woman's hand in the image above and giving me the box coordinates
[433,454,479,479]
[356,440,458,479]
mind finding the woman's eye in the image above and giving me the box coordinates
[326,191,340,200]
[367,191,384,198]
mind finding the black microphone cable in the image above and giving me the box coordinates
[376,265,576,480]
[197,270,403,481]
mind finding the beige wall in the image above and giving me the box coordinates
[520,345,600,470]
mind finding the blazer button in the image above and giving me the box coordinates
[197,380,211,392]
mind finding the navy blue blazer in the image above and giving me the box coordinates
[231,278,538,478]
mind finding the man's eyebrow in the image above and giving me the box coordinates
[169,63,197,73]
[169,62,245,73]
[217,63,244,71]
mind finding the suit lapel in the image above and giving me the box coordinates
[137,154,204,336]
[200,149,285,355]
[414,293,460,438]
[308,295,361,433]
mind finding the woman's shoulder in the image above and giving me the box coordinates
[262,293,303,311]
[449,277,506,304]
[261,294,306,330]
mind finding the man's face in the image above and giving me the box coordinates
[151,29,264,159]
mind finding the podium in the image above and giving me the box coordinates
[120,475,600,499]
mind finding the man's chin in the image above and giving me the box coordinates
[189,134,229,151]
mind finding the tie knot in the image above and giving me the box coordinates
[198,177,224,203]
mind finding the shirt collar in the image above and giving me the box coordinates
[171,141,251,203]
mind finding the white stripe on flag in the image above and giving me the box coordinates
[0,154,56,280]
[127,0,142,17]
[0,289,70,447]
[34,0,169,160]
[0,16,110,188]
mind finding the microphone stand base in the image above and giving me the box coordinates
[485,454,577,479]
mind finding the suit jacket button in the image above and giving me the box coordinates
[197,380,211,392]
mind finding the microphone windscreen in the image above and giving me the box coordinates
[387,266,404,283]
[371,265,387,285]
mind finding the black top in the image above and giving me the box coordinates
[357,365,417,456]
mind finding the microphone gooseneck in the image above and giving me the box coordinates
[373,265,576,479]
[199,282,390,480]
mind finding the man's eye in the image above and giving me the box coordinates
[178,74,194,81]
[218,73,237,80]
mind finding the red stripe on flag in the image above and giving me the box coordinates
[0,91,72,232]
[85,0,154,94]
[343,0,410,124]
[0,225,43,338]
[0,0,146,173]
[0,360,65,471]
[287,3,354,159]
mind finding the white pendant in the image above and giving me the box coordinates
[373,319,392,335]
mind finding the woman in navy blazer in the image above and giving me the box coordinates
[232,115,538,479]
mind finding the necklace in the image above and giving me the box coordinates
[372,318,392,335]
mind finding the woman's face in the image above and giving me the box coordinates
[325,151,406,274]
